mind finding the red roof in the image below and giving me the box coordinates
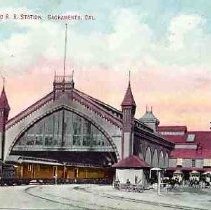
[112,155,150,168]
[170,148,211,159]
[167,167,211,172]
[159,125,211,159]
[167,131,211,158]
[0,87,10,110]
[158,126,187,132]
[190,131,211,149]
[170,149,202,158]
[121,82,136,107]
[164,131,211,148]
[163,135,186,143]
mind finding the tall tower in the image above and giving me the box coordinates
[121,77,136,159]
[0,86,10,161]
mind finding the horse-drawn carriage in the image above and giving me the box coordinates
[114,179,144,193]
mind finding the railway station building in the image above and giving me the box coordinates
[0,74,174,183]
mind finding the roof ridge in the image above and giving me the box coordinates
[7,92,53,128]
[74,88,122,115]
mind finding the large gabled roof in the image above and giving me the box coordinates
[6,78,174,151]
[75,89,122,117]
[7,91,54,128]
[6,87,123,129]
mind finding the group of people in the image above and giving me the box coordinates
[114,172,211,192]
[166,174,211,188]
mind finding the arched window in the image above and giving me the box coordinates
[145,147,152,165]
[13,109,112,150]
[159,151,165,168]
[139,144,144,159]
[152,149,158,167]
[164,153,169,168]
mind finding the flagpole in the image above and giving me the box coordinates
[63,24,68,78]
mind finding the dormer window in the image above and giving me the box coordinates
[186,134,195,142]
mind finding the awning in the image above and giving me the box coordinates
[190,170,200,174]
[203,171,211,175]
[151,167,162,171]
[173,170,183,174]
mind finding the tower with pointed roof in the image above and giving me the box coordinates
[0,86,10,160]
[139,107,160,132]
[121,76,136,159]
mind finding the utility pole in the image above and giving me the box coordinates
[157,170,161,195]
[151,168,162,196]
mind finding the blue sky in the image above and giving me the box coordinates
[0,0,211,130]
[1,0,211,37]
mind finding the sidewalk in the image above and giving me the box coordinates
[89,185,211,210]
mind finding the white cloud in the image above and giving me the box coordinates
[151,13,211,75]
[168,14,205,50]
[0,8,211,78]
[0,18,64,75]
[0,7,211,130]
